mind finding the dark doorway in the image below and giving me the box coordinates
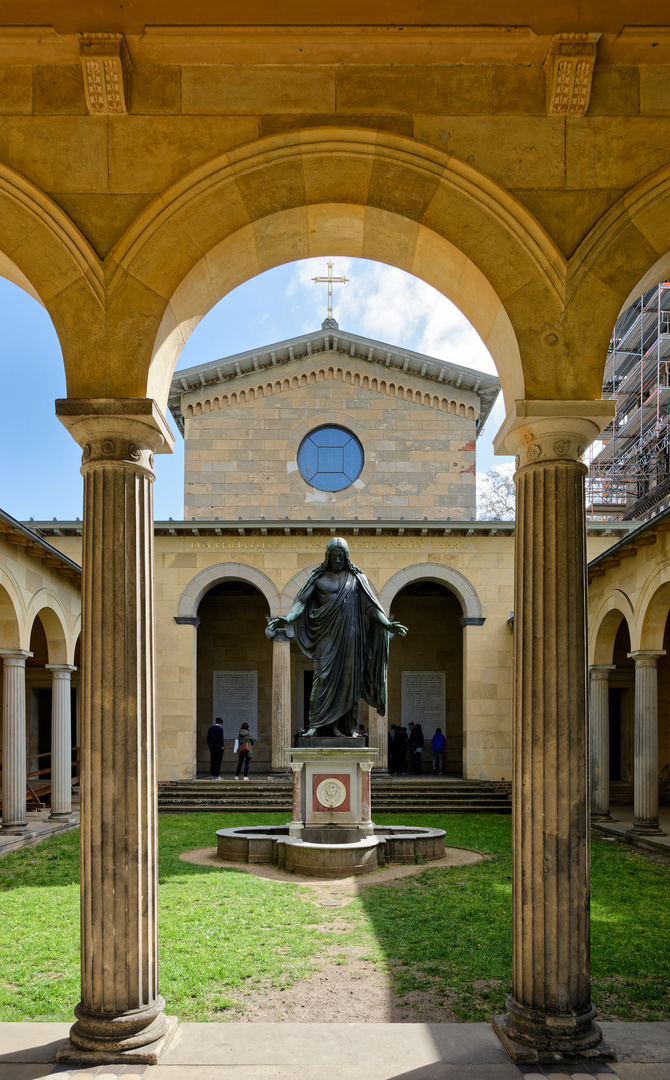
[609,687,622,781]
[35,688,52,780]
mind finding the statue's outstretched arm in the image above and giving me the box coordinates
[267,581,316,633]
[370,606,408,637]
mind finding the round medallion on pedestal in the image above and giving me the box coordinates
[316,777,347,809]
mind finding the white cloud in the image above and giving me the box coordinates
[289,257,497,378]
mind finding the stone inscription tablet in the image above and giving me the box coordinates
[401,671,446,729]
[213,670,258,743]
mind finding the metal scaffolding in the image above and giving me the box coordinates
[587,281,670,521]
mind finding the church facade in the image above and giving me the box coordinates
[39,326,622,783]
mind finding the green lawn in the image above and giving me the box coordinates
[0,814,667,1022]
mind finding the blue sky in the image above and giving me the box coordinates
[0,256,512,522]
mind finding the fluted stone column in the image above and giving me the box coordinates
[589,666,615,822]
[46,664,77,822]
[55,399,176,1066]
[360,760,373,824]
[628,651,665,835]
[1,650,32,833]
[492,400,616,1064]
[270,630,292,771]
[289,761,303,837]
[368,704,388,772]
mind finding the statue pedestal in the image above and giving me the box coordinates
[288,742,377,842]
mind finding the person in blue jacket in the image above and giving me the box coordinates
[431,727,447,774]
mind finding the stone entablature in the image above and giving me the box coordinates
[169,328,500,435]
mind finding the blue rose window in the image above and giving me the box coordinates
[297,426,364,491]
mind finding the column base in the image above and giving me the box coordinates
[629,822,664,836]
[57,1015,178,1066]
[57,997,177,1065]
[591,811,612,822]
[48,811,75,822]
[1,822,28,834]
[492,998,616,1064]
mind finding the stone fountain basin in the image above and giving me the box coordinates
[216,824,446,879]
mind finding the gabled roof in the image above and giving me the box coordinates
[168,325,500,436]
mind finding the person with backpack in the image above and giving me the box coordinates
[235,721,255,780]
[432,727,447,774]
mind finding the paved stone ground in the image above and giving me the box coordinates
[591,807,670,856]
[0,1022,668,1080]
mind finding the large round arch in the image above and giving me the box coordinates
[589,591,635,666]
[379,563,482,620]
[25,591,78,665]
[636,564,670,652]
[108,129,570,409]
[0,564,24,650]
[177,562,281,621]
[0,578,21,651]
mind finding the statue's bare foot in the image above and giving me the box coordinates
[305,727,317,737]
[331,725,346,736]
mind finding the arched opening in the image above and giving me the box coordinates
[587,260,670,522]
[195,580,272,776]
[25,609,76,798]
[638,581,670,808]
[385,581,464,777]
[609,617,635,791]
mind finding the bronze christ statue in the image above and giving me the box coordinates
[267,537,407,737]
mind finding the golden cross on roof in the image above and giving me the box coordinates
[312,260,348,320]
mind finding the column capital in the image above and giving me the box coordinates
[56,397,175,470]
[290,761,303,774]
[0,650,33,666]
[589,665,615,679]
[628,650,666,666]
[46,664,77,678]
[265,624,294,642]
[493,398,615,466]
[359,761,374,773]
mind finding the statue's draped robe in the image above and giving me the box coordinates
[292,567,389,735]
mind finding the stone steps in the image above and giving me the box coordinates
[157,778,512,815]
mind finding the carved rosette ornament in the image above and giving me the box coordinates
[80,437,156,475]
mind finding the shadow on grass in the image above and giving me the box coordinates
[1,811,668,1024]
[355,814,514,1021]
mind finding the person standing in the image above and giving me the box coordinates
[395,726,408,775]
[207,717,224,780]
[411,722,424,774]
[388,724,397,773]
[431,727,447,774]
[235,721,255,780]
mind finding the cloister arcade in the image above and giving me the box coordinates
[589,519,670,835]
[0,517,81,831]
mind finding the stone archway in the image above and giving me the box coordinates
[588,597,635,822]
[379,562,482,619]
[178,561,281,620]
[175,562,281,776]
[380,564,484,780]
